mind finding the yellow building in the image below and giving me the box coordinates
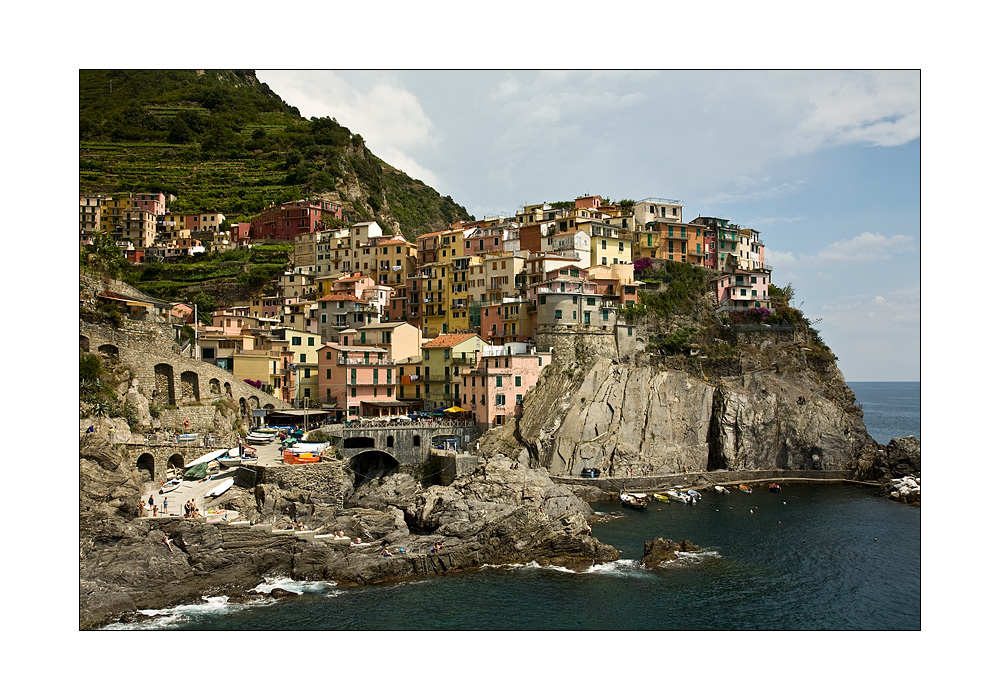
[419,333,485,409]
[584,221,633,267]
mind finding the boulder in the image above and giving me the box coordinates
[640,537,700,567]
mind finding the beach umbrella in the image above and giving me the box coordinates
[443,406,467,413]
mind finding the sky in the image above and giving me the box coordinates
[258,69,919,381]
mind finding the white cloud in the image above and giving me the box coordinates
[770,231,917,269]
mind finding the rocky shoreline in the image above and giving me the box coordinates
[80,446,617,630]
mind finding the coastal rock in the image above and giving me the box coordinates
[640,538,699,567]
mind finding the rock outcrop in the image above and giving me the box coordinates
[79,450,618,629]
[496,329,879,477]
[640,538,700,567]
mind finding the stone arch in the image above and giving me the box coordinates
[264,403,275,410]
[248,396,260,410]
[166,454,185,474]
[154,363,175,405]
[209,378,221,395]
[239,397,247,416]
[412,434,421,447]
[136,453,155,481]
[179,371,200,403]
[98,343,119,358]
[347,450,400,487]
[224,382,232,397]
[344,436,376,449]
[80,335,90,352]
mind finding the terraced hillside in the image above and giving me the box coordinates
[79,69,470,239]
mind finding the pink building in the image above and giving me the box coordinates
[318,344,400,420]
[459,349,552,426]
[250,199,344,241]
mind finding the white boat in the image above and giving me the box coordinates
[183,448,229,471]
[687,489,702,501]
[217,447,258,467]
[176,433,199,443]
[665,490,688,503]
[159,477,182,494]
[246,431,274,444]
[206,478,234,498]
[286,441,329,454]
[714,485,730,494]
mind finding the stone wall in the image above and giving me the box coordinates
[80,319,291,433]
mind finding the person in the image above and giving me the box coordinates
[87,425,95,433]
[163,534,173,552]
[416,481,423,491]
[162,497,168,514]
[152,504,158,517]
[139,500,145,517]
[381,546,392,557]
[296,521,306,530]
[148,495,155,509]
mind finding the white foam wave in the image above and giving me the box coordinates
[253,577,335,595]
[649,549,722,568]
[103,595,237,630]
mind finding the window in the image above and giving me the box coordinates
[326,368,331,379]
[555,309,563,319]
[307,337,314,346]
[292,336,301,346]
[299,354,306,363]
[496,394,506,406]
[515,375,522,387]
[304,368,310,378]
[496,375,502,387]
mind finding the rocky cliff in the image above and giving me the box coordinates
[482,319,909,482]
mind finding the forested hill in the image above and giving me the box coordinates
[79,69,471,239]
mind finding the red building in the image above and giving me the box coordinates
[250,200,345,241]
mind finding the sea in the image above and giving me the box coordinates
[103,381,920,632]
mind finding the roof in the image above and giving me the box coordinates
[422,333,480,349]
[318,293,364,303]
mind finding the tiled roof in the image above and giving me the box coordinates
[422,333,479,348]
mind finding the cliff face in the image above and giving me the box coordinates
[488,324,882,478]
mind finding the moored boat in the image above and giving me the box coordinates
[653,493,671,503]
[687,489,702,501]
[714,485,730,494]
[769,483,781,493]
[739,484,753,494]
[205,478,234,498]
[159,477,182,494]
[620,491,650,510]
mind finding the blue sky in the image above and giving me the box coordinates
[259,69,920,381]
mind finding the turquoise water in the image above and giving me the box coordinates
[106,383,920,631]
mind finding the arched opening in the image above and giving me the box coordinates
[80,335,90,352]
[166,453,185,476]
[348,450,400,488]
[180,370,200,403]
[412,434,421,447]
[154,363,175,405]
[209,378,221,395]
[98,343,119,358]
[248,396,260,410]
[386,436,394,448]
[344,436,376,449]
[136,453,155,481]
[224,382,232,397]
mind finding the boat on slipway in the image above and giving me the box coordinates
[182,448,229,479]
[218,446,258,468]
[282,442,330,465]
[206,478,234,498]
[246,431,275,445]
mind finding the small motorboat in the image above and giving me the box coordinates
[665,490,687,503]
[714,485,730,494]
[687,489,702,501]
[769,483,781,493]
[653,493,671,503]
[739,484,753,494]
[620,491,650,510]
[246,431,274,444]
[160,477,182,494]
[218,447,259,468]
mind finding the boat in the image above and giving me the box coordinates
[175,433,198,443]
[246,431,274,444]
[653,493,671,503]
[182,448,229,479]
[739,484,753,494]
[159,477,182,494]
[665,489,687,503]
[218,446,258,468]
[769,483,781,493]
[205,478,234,498]
[713,485,730,494]
[282,442,329,464]
[620,491,650,510]
[687,489,702,501]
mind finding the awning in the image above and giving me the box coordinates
[443,406,468,413]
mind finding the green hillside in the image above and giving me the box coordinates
[79,69,471,239]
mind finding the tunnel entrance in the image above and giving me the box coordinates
[348,450,400,488]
